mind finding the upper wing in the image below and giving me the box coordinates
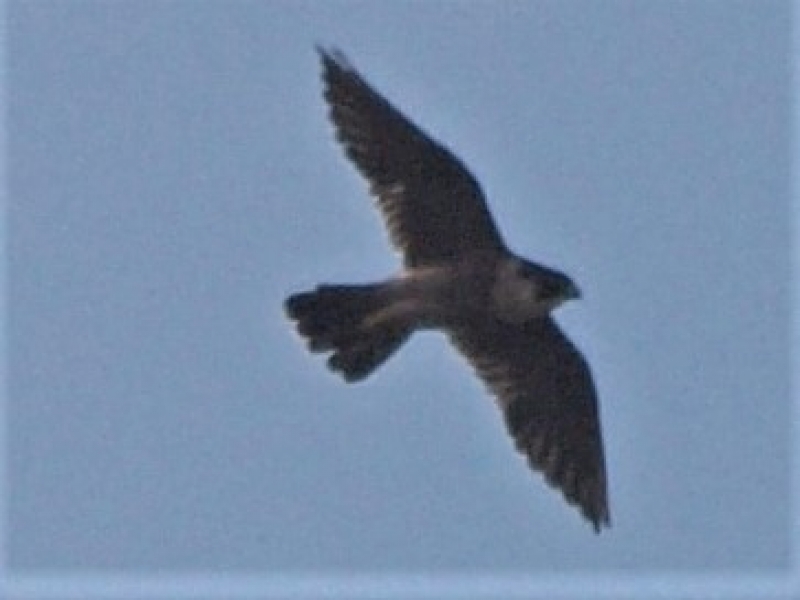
[449,316,610,532]
[318,48,507,267]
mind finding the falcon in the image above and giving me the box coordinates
[285,48,610,532]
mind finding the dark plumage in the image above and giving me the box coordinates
[285,48,610,532]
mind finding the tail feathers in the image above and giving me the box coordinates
[285,284,409,382]
[327,328,409,382]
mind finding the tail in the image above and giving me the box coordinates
[284,284,410,382]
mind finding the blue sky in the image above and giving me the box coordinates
[4,1,797,598]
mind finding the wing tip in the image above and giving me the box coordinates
[562,468,611,534]
[315,44,353,73]
[556,472,611,534]
[588,504,612,534]
[513,436,611,533]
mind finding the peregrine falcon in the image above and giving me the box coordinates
[285,48,610,532]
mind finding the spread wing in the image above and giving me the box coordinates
[449,316,610,532]
[318,48,506,267]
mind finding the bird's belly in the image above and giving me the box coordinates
[382,267,495,330]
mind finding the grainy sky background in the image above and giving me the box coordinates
[4,0,796,597]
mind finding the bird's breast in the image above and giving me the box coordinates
[386,263,497,329]
[490,261,555,324]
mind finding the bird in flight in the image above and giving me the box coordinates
[285,48,610,532]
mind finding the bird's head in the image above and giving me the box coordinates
[492,258,581,323]
[521,260,581,306]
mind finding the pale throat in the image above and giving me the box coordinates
[491,261,563,324]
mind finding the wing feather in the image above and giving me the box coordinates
[318,48,506,267]
[449,316,610,532]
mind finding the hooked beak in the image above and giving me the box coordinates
[567,281,582,300]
